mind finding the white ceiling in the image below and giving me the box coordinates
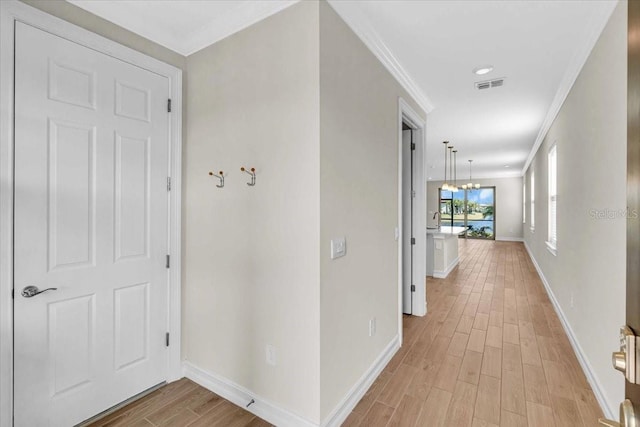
[67,0,298,56]
[67,0,617,179]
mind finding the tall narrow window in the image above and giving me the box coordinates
[530,171,535,232]
[547,145,557,254]
[523,179,526,224]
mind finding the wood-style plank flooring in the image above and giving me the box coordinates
[91,239,604,427]
[342,239,604,427]
[86,378,272,427]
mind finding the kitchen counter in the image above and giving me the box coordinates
[426,226,466,278]
[426,226,467,236]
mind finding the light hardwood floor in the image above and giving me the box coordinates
[91,239,604,427]
[342,239,604,427]
[87,378,272,427]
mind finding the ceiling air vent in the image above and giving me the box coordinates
[475,77,505,90]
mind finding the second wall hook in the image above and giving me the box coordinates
[209,170,224,188]
[240,167,256,186]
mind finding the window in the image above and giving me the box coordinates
[522,179,526,224]
[439,187,496,240]
[530,171,535,232]
[547,145,557,254]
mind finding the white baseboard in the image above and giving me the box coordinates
[495,236,524,242]
[183,362,317,427]
[433,256,459,279]
[321,335,400,427]
[183,335,400,427]
[523,242,616,419]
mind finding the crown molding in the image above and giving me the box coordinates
[182,0,300,56]
[326,0,435,115]
[521,0,618,176]
[67,0,300,57]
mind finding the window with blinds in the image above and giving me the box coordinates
[547,145,557,253]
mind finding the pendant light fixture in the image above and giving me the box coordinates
[453,149,459,192]
[448,145,458,192]
[442,141,450,191]
[462,159,481,190]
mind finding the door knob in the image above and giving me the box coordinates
[613,351,627,373]
[598,400,637,427]
[21,285,57,298]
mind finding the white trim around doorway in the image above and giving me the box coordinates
[0,2,183,425]
[397,98,427,345]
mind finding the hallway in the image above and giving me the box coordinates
[343,239,604,426]
[87,239,606,427]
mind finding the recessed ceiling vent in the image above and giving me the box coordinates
[475,77,505,90]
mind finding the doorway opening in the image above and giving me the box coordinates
[397,99,426,342]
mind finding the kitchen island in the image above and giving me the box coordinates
[426,226,466,278]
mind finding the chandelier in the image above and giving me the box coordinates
[462,160,481,190]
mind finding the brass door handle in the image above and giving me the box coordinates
[599,400,637,427]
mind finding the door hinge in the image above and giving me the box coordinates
[411,285,415,292]
[167,177,171,191]
[167,98,172,113]
[411,143,416,150]
[11,288,14,299]
[165,332,170,347]
[411,190,416,198]
[411,237,416,245]
[166,255,170,268]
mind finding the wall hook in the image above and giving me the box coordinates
[240,167,256,186]
[208,170,224,188]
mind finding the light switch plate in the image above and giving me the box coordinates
[331,237,346,259]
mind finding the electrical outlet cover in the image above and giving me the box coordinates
[331,237,346,259]
[266,344,277,366]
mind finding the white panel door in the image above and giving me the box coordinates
[14,22,170,426]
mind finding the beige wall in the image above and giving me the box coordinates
[184,1,321,422]
[523,1,627,415]
[319,1,425,420]
[427,177,524,240]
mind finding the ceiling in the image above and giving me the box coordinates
[67,0,298,55]
[67,0,617,179]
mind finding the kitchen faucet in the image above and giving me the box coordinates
[432,211,441,228]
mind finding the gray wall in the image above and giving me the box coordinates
[523,1,627,415]
[184,1,321,422]
[427,177,524,240]
[319,1,425,420]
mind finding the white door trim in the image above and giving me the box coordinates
[0,2,183,425]
[397,98,427,344]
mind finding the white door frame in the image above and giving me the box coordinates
[397,98,427,343]
[0,2,183,425]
